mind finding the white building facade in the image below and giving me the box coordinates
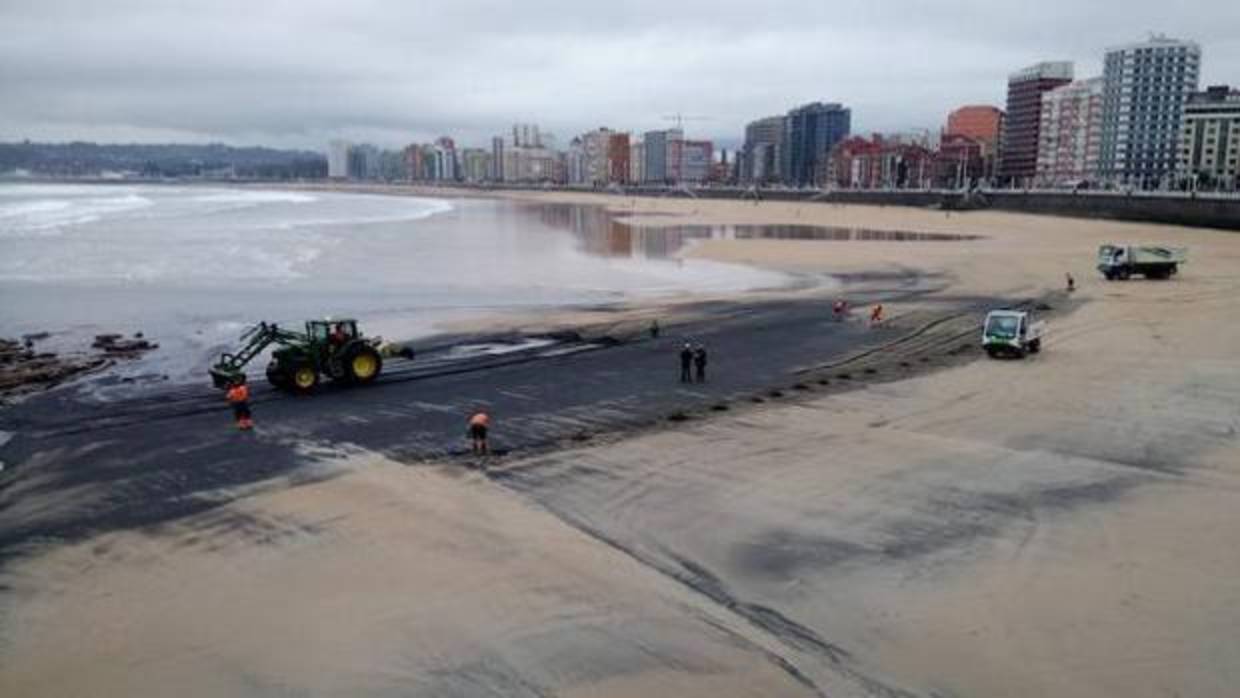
[327,140,351,179]
[629,140,645,183]
[1036,77,1104,186]
[1177,86,1240,190]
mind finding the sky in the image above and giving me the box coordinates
[1,0,1237,152]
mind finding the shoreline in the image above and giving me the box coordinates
[9,175,1240,231]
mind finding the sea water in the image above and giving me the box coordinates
[0,183,789,384]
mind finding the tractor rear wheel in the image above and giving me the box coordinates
[288,363,320,394]
[346,346,383,384]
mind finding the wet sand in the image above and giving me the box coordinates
[3,192,1240,696]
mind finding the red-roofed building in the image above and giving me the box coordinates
[934,134,987,189]
[827,135,933,189]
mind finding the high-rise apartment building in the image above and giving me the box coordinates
[502,145,560,183]
[327,140,351,179]
[740,116,785,184]
[581,128,613,185]
[512,123,543,148]
[500,124,560,183]
[642,130,668,183]
[491,136,505,181]
[607,132,630,184]
[784,102,851,187]
[642,129,684,183]
[403,144,425,182]
[1035,78,1104,186]
[629,140,645,183]
[348,143,381,180]
[432,137,457,181]
[567,137,588,185]
[998,61,1073,185]
[680,140,713,183]
[459,148,491,183]
[1098,35,1201,187]
[1178,85,1240,190]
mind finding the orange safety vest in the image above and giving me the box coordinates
[227,384,250,404]
[469,412,489,427]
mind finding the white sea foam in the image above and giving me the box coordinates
[0,193,153,237]
[192,190,319,205]
[263,198,454,230]
[0,199,73,218]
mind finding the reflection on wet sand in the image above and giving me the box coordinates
[532,203,981,260]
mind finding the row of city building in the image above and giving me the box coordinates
[326,35,1238,192]
[998,34,1235,191]
[328,122,726,187]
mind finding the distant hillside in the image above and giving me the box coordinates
[0,141,327,179]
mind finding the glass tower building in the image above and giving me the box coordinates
[783,102,851,187]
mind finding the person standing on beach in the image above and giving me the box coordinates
[468,411,490,455]
[870,304,884,326]
[650,319,660,339]
[680,343,694,383]
[226,375,253,431]
[694,345,708,383]
[1066,272,1076,293]
[832,299,849,321]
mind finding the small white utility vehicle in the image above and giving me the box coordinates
[982,310,1045,359]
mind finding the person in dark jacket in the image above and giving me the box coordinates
[693,345,708,383]
[679,343,693,383]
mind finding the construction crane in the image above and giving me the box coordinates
[661,113,712,130]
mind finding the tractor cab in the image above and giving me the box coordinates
[308,319,359,348]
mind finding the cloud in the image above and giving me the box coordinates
[1,0,1237,150]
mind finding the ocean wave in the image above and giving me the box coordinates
[263,198,454,230]
[0,184,140,198]
[0,199,73,218]
[0,194,154,237]
[192,190,319,205]
[1,240,323,284]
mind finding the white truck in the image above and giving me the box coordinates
[982,309,1045,359]
[1097,244,1186,280]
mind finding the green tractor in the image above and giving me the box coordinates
[209,318,384,393]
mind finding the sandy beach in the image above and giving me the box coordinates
[3,192,1239,697]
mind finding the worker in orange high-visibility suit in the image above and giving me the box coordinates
[226,376,254,431]
[468,411,490,455]
[870,303,884,327]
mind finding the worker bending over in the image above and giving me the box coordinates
[468,411,490,455]
[226,376,254,431]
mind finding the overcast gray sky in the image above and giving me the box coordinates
[1,0,1237,152]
